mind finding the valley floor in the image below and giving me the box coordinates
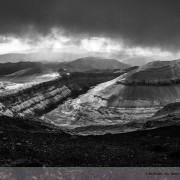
[0,117,180,166]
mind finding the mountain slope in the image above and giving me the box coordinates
[124,60,180,85]
[58,59,180,110]
[44,60,180,135]
[0,62,44,76]
[0,57,130,78]
[90,60,180,106]
[4,67,43,78]
[61,57,130,72]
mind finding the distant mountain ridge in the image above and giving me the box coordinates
[61,57,130,72]
[0,53,73,62]
[0,56,131,77]
[0,62,43,76]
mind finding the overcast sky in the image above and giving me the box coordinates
[1,0,180,63]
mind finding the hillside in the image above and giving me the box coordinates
[1,59,180,135]
[44,60,180,135]
[1,115,180,166]
[0,71,123,119]
[0,57,130,78]
[0,62,44,76]
[60,57,130,72]
[93,59,180,107]
[124,60,180,85]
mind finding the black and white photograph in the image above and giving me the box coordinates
[0,0,180,179]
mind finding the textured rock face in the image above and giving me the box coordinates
[0,71,121,120]
[95,60,180,108]
[44,76,162,134]
[0,75,72,118]
[10,86,71,117]
[0,103,13,117]
[0,85,71,118]
[43,60,180,135]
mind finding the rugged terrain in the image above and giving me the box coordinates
[44,60,180,135]
[0,70,125,119]
[0,58,131,135]
[2,60,180,135]
[1,116,180,166]
[1,59,180,166]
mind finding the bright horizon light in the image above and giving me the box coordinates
[0,28,180,62]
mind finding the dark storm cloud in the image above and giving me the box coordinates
[1,0,180,49]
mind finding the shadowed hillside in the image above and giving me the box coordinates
[0,115,180,166]
[60,57,130,72]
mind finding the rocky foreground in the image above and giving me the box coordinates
[0,116,180,166]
